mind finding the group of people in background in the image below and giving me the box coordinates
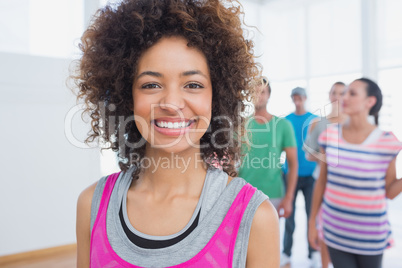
[239,77,402,268]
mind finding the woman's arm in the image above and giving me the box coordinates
[306,151,321,162]
[308,148,327,250]
[246,200,279,268]
[279,147,298,218]
[385,158,402,200]
[304,119,320,162]
[76,182,97,268]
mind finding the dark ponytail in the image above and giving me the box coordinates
[373,112,379,126]
[355,78,382,126]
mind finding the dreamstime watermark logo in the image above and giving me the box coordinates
[244,115,288,149]
[64,102,243,151]
[129,152,208,173]
[64,103,92,149]
[240,152,283,169]
[301,101,341,167]
[64,101,341,166]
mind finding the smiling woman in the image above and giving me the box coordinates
[73,0,259,179]
[132,36,212,154]
[71,0,279,267]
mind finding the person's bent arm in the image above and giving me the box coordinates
[306,151,320,162]
[308,148,327,251]
[76,182,97,268]
[304,119,320,162]
[278,147,298,218]
[246,200,280,268]
[385,158,402,200]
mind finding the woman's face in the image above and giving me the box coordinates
[342,80,375,116]
[329,83,345,104]
[132,36,213,154]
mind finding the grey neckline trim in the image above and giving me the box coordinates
[120,169,208,240]
[109,168,243,256]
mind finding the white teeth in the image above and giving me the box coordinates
[155,120,191,129]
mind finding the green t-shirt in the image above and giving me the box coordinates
[238,116,296,198]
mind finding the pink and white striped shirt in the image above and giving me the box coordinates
[319,124,402,255]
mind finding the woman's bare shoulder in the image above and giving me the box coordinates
[76,181,98,268]
[77,182,98,209]
[247,199,280,267]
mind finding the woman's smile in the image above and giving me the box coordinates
[152,117,197,136]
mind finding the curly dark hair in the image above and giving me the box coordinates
[71,0,260,180]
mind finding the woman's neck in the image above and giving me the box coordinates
[327,106,347,124]
[344,113,375,131]
[136,146,207,198]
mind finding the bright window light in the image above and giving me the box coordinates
[0,0,84,58]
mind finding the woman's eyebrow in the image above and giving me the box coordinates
[136,70,208,79]
[136,71,163,79]
[181,70,208,79]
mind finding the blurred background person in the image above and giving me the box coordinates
[282,87,319,267]
[303,81,348,268]
[239,77,298,217]
[309,78,402,268]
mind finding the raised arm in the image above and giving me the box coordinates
[76,182,97,268]
[246,200,280,268]
[385,158,402,200]
[278,147,298,218]
[308,148,328,250]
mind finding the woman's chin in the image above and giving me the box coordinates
[147,139,201,155]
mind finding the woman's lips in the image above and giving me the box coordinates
[152,118,196,136]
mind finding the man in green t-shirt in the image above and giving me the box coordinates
[238,78,298,218]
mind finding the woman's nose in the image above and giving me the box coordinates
[159,87,185,113]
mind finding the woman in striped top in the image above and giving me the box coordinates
[308,78,402,268]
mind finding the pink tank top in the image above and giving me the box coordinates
[90,172,257,268]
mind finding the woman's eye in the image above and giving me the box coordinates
[142,83,160,89]
[186,83,203,89]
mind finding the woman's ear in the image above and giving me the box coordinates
[366,95,377,110]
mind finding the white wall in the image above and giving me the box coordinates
[0,52,100,256]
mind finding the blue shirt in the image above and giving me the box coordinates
[284,112,317,176]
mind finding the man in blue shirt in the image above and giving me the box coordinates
[281,87,319,267]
